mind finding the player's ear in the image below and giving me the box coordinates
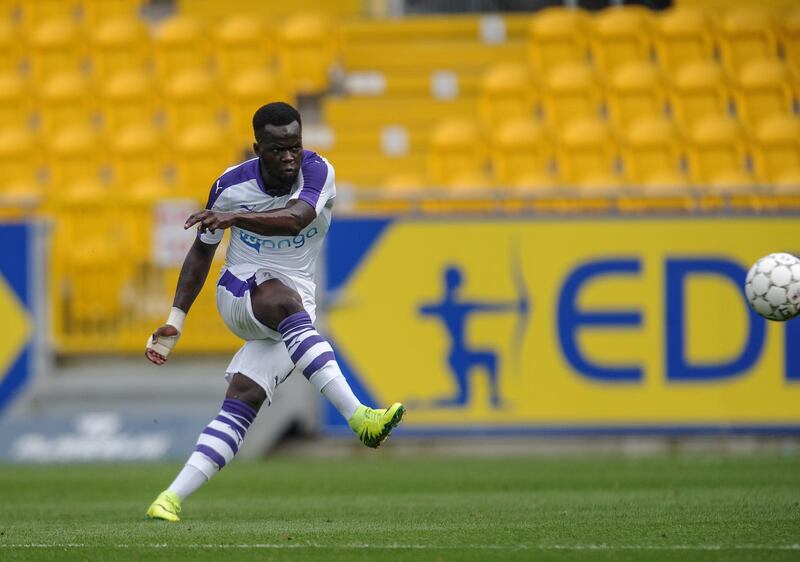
[252,141,260,155]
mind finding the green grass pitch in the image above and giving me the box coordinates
[0,454,798,561]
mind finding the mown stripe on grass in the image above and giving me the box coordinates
[2,544,799,551]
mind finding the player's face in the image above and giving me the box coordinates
[254,121,303,185]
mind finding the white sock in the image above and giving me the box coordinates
[319,374,361,420]
[168,464,208,501]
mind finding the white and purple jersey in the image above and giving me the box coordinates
[200,150,335,309]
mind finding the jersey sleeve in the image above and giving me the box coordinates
[198,178,229,245]
[293,154,336,215]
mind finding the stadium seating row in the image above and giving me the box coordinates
[1,6,798,89]
[315,113,800,192]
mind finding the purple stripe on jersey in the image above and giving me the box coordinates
[290,334,326,363]
[217,270,257,298]
[277,311,313,335]
[202,427,239,454]
[302,351,336,378]
[205,158,260,210]
[222,398,257,424]
[297,150,328,211]
[195,444,227,469]
[214,415,246,439]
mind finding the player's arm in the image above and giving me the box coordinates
[184,199,316,237]
[145,238,219,365]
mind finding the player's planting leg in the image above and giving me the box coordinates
[277,310,405,448]
[146,382,261,522]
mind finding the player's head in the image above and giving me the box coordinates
[445,267,462,291]
[252,102,303,185]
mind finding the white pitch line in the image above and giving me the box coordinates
[1,543,799,551]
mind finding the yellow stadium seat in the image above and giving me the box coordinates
[590,7,654,75]
[214,14,273,80]
[45,125,105,190]
[173,123,238,199]
[653,7,715,74]
[81,0,143,27]
[225,68,291,148]
[0,126,41,191]
[277,13,337,95]
[779,8,800,75]
[752,115,800,185]
[478,63,537,128]
[718,7,778,74]
[19,0,77,30]
[0,21,21,75]
[153,15,210,78]
[687,114,749,185]
[669,59,731,132]
[541,63,603,127]
[490,118,554,189]
[0,72,31,129]
[162,70,224,136]
[733,58,794,131]
[109,124,166,187]
[556,118,621,187]
[88,17,150,80]
[28,19,85,82]
[98,70,157,133]
[428,119,486,187]
[607,61,668,130]
[622,116,686,187]
[528,8,590,74]
[38,72,96,135]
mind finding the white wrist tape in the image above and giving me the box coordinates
[166,307,186,332]
[146,307,186,358]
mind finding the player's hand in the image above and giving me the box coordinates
[184,210,236,234]
[145,324,180,365]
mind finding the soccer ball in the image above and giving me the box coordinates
[745,253,800,321]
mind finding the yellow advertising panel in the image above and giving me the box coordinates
[325,217,800,431]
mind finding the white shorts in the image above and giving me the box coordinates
[216,268,317,404]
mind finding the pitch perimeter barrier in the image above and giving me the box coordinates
[322,215,800,434]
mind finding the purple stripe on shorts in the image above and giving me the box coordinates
[277,311,312,335]
[215,415,245,439]
[222,398,257,424]
[302,351,336,378]
[195,444,227,469]
[218,270,257,298]
[202,427,239,454]
[290,334,326,363]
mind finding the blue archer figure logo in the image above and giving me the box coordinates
[418,249,530,408]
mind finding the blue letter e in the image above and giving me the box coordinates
[558,259,642,382]
[666,258,765,381]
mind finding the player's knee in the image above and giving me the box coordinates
[277,291,304,317]
[226,373,266,411]
[251,286,304,328]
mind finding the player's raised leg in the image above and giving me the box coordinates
[250,279,405,448]
[146,374,265,522]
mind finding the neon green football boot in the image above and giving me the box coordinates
[348,403,405,448]
[146,490,181,522]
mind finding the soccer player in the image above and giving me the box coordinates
[144,102,405,522]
